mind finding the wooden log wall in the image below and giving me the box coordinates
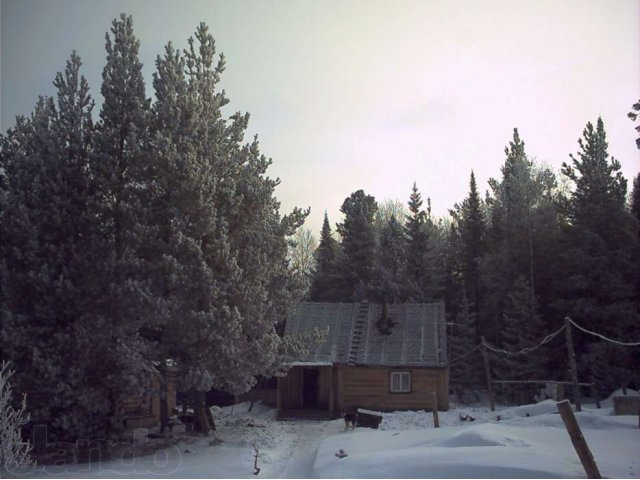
[337,366,449,413]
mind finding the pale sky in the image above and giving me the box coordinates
[2,0,639,234]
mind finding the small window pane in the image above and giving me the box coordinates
[391,372,411,393]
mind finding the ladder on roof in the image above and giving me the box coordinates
[347,302,369,364]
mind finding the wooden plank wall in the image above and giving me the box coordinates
[278,366,334,410]
[317,367,332,409]
[337,366,449,413]
[278,367,303,409]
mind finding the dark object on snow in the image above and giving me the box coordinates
[335,449,348,458]
[459,413,475,422]
[613,395,639,415]
[342,412,357,429]
[252,444,261,475]
[178,413,195,432]
[356,408,383,429]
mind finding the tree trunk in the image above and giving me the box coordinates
[193,390,211,434]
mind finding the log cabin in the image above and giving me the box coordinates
[278,301,449,418]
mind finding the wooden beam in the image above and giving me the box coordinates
[557,400,601,478]
[492,380,593,386]
[565,317,582,412]
[430,392,440,428]
[480,337,496,412]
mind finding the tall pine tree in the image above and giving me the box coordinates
[556,117,639,394]
[0,52,132,441]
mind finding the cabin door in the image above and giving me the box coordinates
[302,368,319,408]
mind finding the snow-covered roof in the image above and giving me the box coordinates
[284,302,448,367]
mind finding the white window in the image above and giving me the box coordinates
[390,371,411,393]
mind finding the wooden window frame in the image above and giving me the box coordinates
[389,371,411,393]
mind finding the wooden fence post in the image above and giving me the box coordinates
[430,392,440,428]
[480,337,495,412]
[557,400,601,478]
[564,317,581,412]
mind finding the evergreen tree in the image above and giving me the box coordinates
[404,183,442,301]
[309,212,342,301]
[556,117,639,388]
[482,129,560,345]
[495,276,545,401]
[90,14,157,436]
[628,99,640,149]
[336,190,378,300]
[0,52,128,441]
[371,214,408,303]
[147,23,314,432]
[448,290,481,401]
[631,173,640,228]
[450,171,486,337]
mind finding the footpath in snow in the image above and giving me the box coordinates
[30,391,640,479]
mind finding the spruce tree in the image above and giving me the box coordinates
[336,190,378,300]
[309,212,342,301]
[482,129,560,344]
[371,214,408,303]
[448,290,481,401]
[450,171,486,337]
[404,183,442,301]
[495,276,545,401]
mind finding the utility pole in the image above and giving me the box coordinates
[481,336,496,412]
[564,317,581,412]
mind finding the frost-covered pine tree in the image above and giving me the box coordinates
[0,52,124,441]
[147,23,315,432]
[0,362,33,476]
[88,14,157,436]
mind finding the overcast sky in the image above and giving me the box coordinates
[2,0,639,234]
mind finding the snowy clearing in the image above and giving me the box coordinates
[31,392,639,479]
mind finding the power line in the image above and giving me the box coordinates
[567,317,640,347]
[482,324,566,356]
[450,344,481,366]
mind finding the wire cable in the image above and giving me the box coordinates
[482,324,566,356]
[449,345,481,366]
[567,317,640,347]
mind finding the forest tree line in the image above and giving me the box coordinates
[0,13,638,445]
[302,122,640,402]
[0,15,318,442]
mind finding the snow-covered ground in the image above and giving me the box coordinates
[31,390,639,478]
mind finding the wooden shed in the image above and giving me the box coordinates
[278,302,449,416]
[121,366,177,429]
